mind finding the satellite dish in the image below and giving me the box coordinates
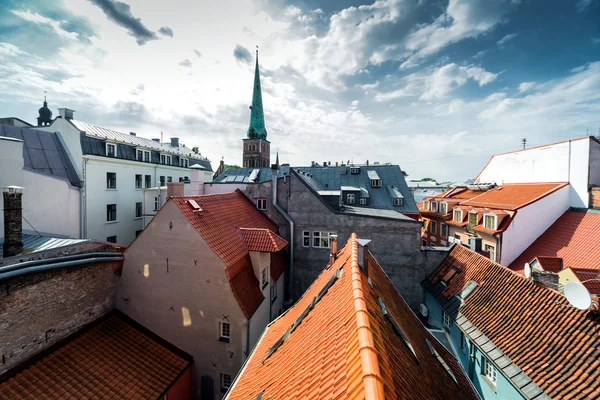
[564,282,592,310]
[524,263,531,279]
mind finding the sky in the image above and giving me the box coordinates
[0,0,599,181]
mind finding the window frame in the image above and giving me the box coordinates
[460,331,467,353]
[439,202,447,214]
[371,179,381,188]
[483,357,498,387]
[485,244,496,262]
[453,209,462,222]
[220,373,232,393]
[136,150,143,161]
[257,198,267,210]
[135,202,142,219]
[302,231,310,247]
[424,200,431,211]
[166,155,172,166]
[359,198,367,205]
[261,268,268,289]
[167,176,172,183]
[484,214,497,230]
[442,310,452,330]
[440,223,448,238]
[106,235,117,243]
[430,201,438,212]
[106,172,117,189]
[469,212,478,226]
[271,280,277,303]
[430,220,437,234]
[160,176,165,186]
[219,321,231,342]
[106,204,117,222]
[145,175,152,188]
[106,143,117,158]
[312,231,336,248]
[347,193,356,204]
[153,196,160,211]
[393,197,403,206]
[135,174,142,189]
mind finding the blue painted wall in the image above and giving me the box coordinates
[423,292,527,400]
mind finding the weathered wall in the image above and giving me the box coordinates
[116,200,248,400]
[0,260,120,375]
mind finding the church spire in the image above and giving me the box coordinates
[247,46,267,140]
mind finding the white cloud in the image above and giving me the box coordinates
[576,0,594,12]
[0,42,29,57]
[10,9,81,41]
[518,81,535,93]
[497,33,517,46]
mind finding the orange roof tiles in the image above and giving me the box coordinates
[509,211,600,274]
[1,312,191,399]
[424,244,600,399]
[226,234,479,400]
[461,182,568,211]
[239,228,288,253]
[569,268,600,294]
[535,256,564,273]
[170,190,285,318]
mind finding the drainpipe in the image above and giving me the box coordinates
[271,167,295,304]
[81,158,88,238]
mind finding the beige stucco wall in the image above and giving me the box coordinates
[558,268,580,288]
[116,200,247,400]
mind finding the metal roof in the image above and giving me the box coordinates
[387,185,404,199]
[213,168,281,184]
[295,165,418,213]
[340,186,361,191]
[70,120,211,161]
[340,206,415,221]
[0,234,88,259]
[0,124,82,188]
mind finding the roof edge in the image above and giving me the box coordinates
[350,233,385,400]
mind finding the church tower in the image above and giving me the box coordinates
[37,95,53,126]
[243,48,270,168]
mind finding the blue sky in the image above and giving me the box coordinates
[0,0,599,181]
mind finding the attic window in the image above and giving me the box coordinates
[484,214,497,230]
[371,179,381,188]
[188,199,202,211]
[106,143,116,158]
[393,198,403,206]
[378,298,417,359]
[453,209,462,222]
[440,267,460,286]
[439,202,448,214]
[460,280,479,300]
[425,338,458,384]
[350,167,360,174]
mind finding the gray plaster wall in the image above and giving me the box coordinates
[239,174,438,309]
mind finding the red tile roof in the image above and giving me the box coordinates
[509,211,600,274]
[424,244,600,399]
[1,312,191,399]
[170,190,285,318]
[239,228,288,253]
[226,234,479,400]
[569,268,600,294]
[461,183,568,211]
[535,256,564,273]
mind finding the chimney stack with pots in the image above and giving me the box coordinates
[3,186,24,258]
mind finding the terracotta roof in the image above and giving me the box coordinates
[451,189,484,200]
[535,256,563,273]
[569,268,600,294]
[239,228,288,253]
[424,244,600,399]
[1,312,191,399]
[460,183,568,211]
[226,234,479,400]
[169,190,284,318]
[509,211,600,274]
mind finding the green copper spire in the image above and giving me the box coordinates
[247,47,267,140]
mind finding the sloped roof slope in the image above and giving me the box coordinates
[510,210,600,274]
[239,228,288,253]
[424,244,600,399]
[0,312,191,399]
[460,183,568,211]
[226,234,478,400]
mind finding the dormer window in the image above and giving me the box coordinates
[468,212,478,226]
[431,201,438,212]
[106,143,116,158]
[424,200,431,211]
[484,214,497,230]
[393,198,403,206]
[160,154,172,165]
[439,202,447,214]
[137,149,150,162]
[367,170,381,187]
[371,179,381,188]
[347,194,356,204]
[453,209,462,222]
[350,167,360,174]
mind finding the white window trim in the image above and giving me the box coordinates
[442,311,452,330]
[453,209,462,222]
[136,148,150,162]
[486,244,497,262]
[347,193,356,204]
[153,197,160,212]
[393,197,403,206]
[440,223,448,238]
[257,198,267,210]
[468,211,479,226]
[483,357,498,387]
[220,321,230,339]
[424,200,431,211]
[312,231,336,248]
[439,202,447,214]
[106,172,117,189]
[371,179,381,188]
[431,201,438,212]
[302,231,310,247]
[484,213,498,230]
[359,198,367,205]
[261,268,268,289]
[135,202,143,219]
[106,142,117,158]
[106,204,117,222]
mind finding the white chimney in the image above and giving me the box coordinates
[58,108,75,120]
[189,164,205,195]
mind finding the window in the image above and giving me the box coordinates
[484,214,496,230]
[453,209,462,222]
[106,235,117,243]
[430,220,437,234]
[350,167,360,174]
[160,155,166,164]
[313,231,336,248]
[393,198,403,206]
[371,179,381,188]
[135,202,142,218]
[153,197,160,211]
[184,159,188,168]
[460,332,467,353]
[485,244,496,262]
[424,200,431,211]
[261,268,268,289]
[271,280,277,302]
[483,357,497,387]
[167,176,172,183]
[144,151,150,162]
[137,150,143,161]
[431,201,438,212]
[347,193,356,204]
[469,212,478,226]
[135,174,142,189]
[220,373,232,392]
[180,158,189,168]
[219,322,230,341]
[166,156,171,165]
[303,231,310,247]
[439,202,447,214]
[145,175,151,188]
[257,198,267,210]
[359,198,367,205]
[106,204,117,222]
[422,240,428,246]
[442,311,452,330]
[160,176,165,186]
[441,223,448,238]
[137,149,150,162]
[106,172,116,189]
[106,143,116,157]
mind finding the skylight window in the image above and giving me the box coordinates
[460,280,479,300]
[378,298,417,359]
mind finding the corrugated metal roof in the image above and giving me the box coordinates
[70,120,211,162]
[0,124,82,188]
[213,168,280,183]
[0,234,88,258]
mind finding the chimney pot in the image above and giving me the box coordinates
[336,162,339,167]
[330,234,338,264]
[170,137,179,147]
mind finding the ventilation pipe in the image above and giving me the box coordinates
[3,186,23,258]
[330,234,338,265]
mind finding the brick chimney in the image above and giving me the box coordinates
[531,270,559,291]
[167,182,184,197]
[590,186,600,209]
[3,186,24,258]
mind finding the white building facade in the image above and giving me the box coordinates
[474,136,600,208]
[31,108,213,245]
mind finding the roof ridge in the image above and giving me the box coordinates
[349,233,385,400]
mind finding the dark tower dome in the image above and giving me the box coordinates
[37,96,53,126]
